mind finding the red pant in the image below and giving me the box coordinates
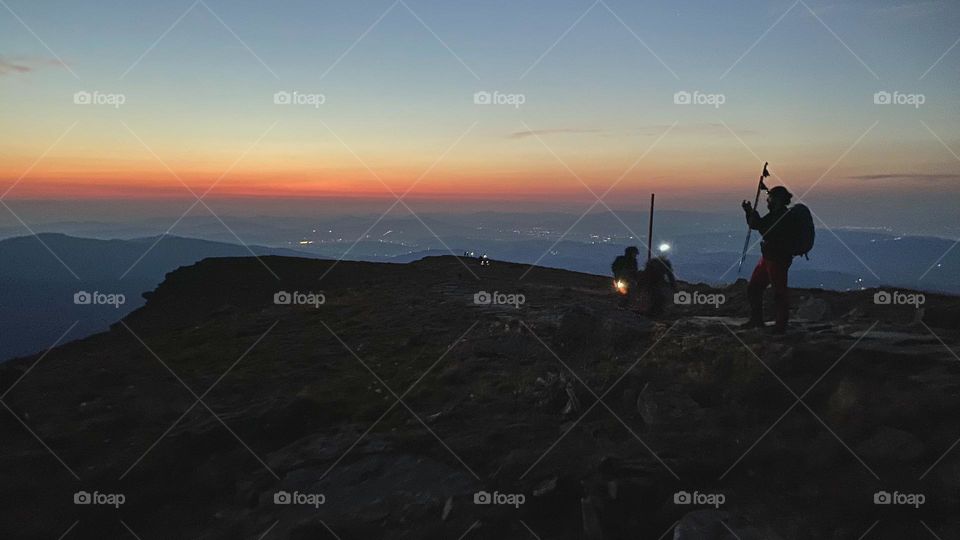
[748,256,791,329]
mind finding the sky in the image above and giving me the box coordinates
[1,0,959,230]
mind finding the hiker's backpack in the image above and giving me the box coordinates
[788,204,815,258]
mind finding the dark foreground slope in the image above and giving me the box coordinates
[2,256,960,539]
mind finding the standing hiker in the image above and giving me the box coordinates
[637,256,677,317]
[740,186,800,333]
[611,246,640,307]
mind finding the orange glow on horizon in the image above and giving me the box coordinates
[0,146,922,202]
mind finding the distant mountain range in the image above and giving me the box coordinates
[342,228,959,295]
[1,214,957,362]
[5,211,952,289]
[0,233,318,362]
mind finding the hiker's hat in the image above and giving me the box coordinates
[768,186,793,203]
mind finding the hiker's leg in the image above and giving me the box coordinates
[768,259,790,331]
[747,258,769,323]
[631,272,646,311]
[648,285,665,316]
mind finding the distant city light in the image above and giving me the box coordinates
[658,242,671,252]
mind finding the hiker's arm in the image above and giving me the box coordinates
[742,201,762,230]
[754,212,777,234]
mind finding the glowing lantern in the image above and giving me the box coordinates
[614,279,629,295]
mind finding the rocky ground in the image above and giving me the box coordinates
[2,255,960,539]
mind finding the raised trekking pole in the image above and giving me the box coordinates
[737,162,770,274]
[647,193,655,262]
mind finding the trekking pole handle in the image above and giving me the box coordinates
[738,162,769,273]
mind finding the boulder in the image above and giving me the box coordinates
[534,372,578,413]
[637,387,702,428]
[923,305,960,330]
[556,305,654,351]
[855,426,925,463]
[796,297,831,322]
[674,509,766,540]
[602,310,655,350]
[581,495,603,540]
[557,305,602,349]
[562,386,582,416]
[804,431,841,469]
[824,378,868,432]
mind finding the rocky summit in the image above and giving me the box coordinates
[2,255,960,539]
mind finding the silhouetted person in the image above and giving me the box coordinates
[741,186,794,333]
[611,246,640,306]
[638,256,677,316]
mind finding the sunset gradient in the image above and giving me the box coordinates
[2,0,959,214]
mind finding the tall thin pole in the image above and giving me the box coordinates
[647,193,655,262]
[738,162,769,274]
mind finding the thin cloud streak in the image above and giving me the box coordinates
[509,128,603,139]
[0,55,67,75]
[847,173,960,182]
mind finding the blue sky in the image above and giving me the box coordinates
[1,0,958,232]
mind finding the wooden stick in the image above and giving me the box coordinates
[647,193,655,262]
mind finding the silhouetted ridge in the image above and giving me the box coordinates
[2,255,960,539]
